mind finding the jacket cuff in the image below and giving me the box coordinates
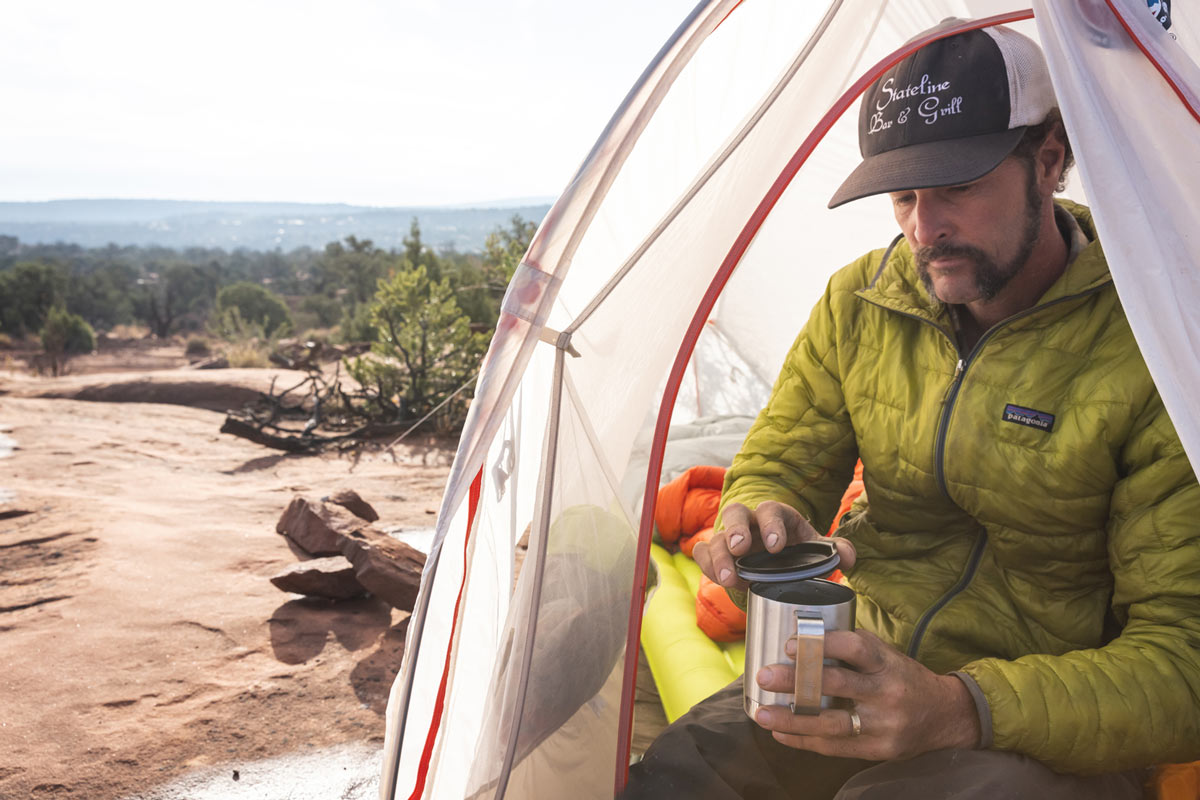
[950,671,993,749]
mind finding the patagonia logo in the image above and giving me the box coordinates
[1002,404,1055,432]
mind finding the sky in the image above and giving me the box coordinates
[1,0,698,207]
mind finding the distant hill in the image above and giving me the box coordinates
[0,198,553,253]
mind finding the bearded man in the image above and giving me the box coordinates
[623,19,1200,800]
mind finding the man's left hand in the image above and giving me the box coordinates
[753,630,981,760]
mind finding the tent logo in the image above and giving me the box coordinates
[1081,0,1171,47]
[1002,403,1055,433]
[1148,0,1172,30]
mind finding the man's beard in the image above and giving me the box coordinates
[915,167,1044,303]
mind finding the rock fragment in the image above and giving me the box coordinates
[338,529,424,611]
[273,494,426,609]
[325,489,379,522]
[269,557,366,600]
[275,497,371,558]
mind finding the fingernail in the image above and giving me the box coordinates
[766,532,779,549]
[756,667,772,686]
[719,568,732,584]
[729,533,744,549]
[755,708,771,726]
[784,638,796,656]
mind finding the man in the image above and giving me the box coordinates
[623,19,1200,800]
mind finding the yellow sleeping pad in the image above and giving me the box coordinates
[641,543,745,722]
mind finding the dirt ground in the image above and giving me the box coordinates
[0,345,454,799]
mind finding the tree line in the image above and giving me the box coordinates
[0,216,536,431]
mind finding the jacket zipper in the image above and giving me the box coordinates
[933,357,966,500]
[857,283,1110,656]
[907,529,987,658]
[859,283,1108,495]
[850,300,962,500]
[929,283,1109,496]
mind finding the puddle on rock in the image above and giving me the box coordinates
[136,741,381,800]
[0,432,16,504]
[386,526,436,554]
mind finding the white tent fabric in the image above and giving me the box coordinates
[380,2,1200,798]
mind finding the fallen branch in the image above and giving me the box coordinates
[219,353,466,453]
[219,416,316,453]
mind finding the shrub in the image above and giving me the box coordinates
[337,302,377,344]
[207,308,276,369]
[213,282,292,339]
[298,328,333,346]
[0,261,67,337]
[42,307,95,355]
[300,294,343,328]
[185,337,211,358]
[345,265,487,430]
[109,323,151,340]
[210,306,265,343]
[39,307,95,376]
[225,341,270,368]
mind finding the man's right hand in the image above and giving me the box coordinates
[692,501,857,589]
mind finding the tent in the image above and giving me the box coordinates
[380,1,1200,798]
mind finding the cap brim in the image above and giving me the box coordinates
[827,127,1027,209]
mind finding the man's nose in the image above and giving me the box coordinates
[909,195,953,246]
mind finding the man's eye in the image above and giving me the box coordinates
[949,183,974,194]
[891,194,915,207]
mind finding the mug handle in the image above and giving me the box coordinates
[791,612,825,715]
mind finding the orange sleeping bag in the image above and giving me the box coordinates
[655,466,745,641]
[655,462,867,643]
[655,465,725,558]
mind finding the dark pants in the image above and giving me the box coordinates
[622,681,1146,800]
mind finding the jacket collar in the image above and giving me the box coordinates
[856,201,1112,325]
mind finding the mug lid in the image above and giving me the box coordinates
[734,539,840,583]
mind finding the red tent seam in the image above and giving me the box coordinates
[407,468,484,799]
[1104,0,1200,124]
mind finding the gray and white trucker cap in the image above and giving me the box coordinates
[828,22,1057,208]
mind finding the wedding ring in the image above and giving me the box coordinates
[848,706,863,737]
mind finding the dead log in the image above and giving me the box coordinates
[220,416,315,453]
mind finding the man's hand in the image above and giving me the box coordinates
[693,501,856,588]
[753,630,981,760]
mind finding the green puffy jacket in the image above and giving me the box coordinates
[719,202,1200,773]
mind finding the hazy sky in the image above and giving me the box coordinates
[2,1,697,206]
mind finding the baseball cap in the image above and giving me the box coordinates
[828,22,1057,209]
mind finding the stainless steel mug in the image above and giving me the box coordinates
[738,542,855,718]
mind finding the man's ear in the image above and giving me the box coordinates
[1037,124,1068,194]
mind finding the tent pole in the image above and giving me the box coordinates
[493,344,568,800]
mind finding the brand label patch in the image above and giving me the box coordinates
[1002,404,1055,432]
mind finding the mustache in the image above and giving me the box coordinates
[914,242,989,270]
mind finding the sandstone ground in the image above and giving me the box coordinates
[0,343,452,799]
